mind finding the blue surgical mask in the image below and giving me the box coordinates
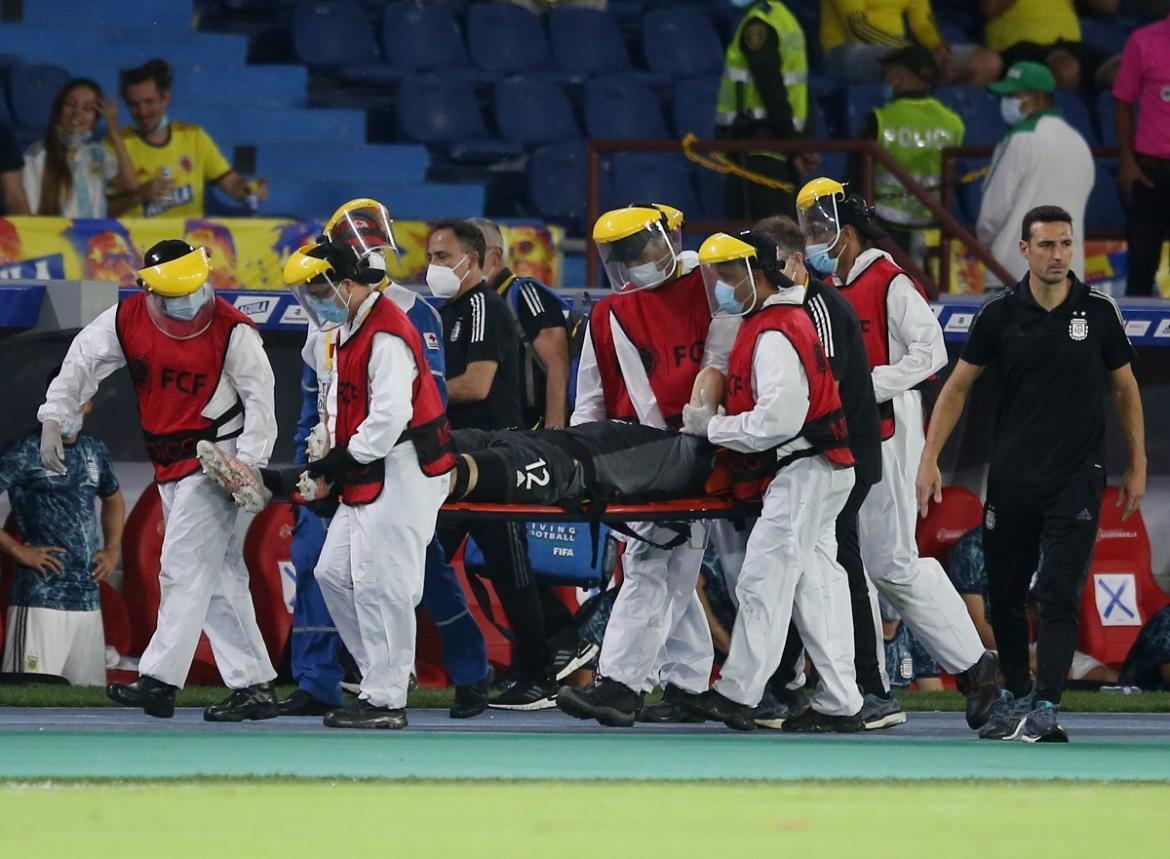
[162,286,211,320]
[806,243,840,277]
[311,294,349,325]
[714,280,744,315]
[140,112,170,136]
[999,96,1023,126]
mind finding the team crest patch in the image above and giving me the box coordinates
[180,155,193,173]
[450,320,462,342]
[424,331,440,350]
[984,506,996,530]
[87,456,100,484]
[1069,312,1088,341]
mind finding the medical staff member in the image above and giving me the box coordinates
[682,230,861,732]
[797,178,999,731]
[40,240,278,719]
[556,205,735,727]
[283,239,455,729]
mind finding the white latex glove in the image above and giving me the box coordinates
[297,470,332,502]
[39,420,66,475]
[681,391,724,438]
[306,422,330,462]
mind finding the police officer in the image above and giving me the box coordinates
[918,205,1147,743]
[716,0,818,220]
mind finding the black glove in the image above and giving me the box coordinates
[305,445,356,484]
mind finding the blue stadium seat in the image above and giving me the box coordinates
[255,143,429,184]
[607,154,700,216]
[6,62,72,135]
[292,0,394,82]
[1085,160,1125,234]
[20,0,194,31]
[265,180,485,221]
[1055,91,1098,146]
[672,75,720,139]
[494,79,581,146]
[467,4,555,76]
[181,104,366,148]
[0,29,249,68]
[529,142,588,224]
[811,96,831,139]
[549,8,631,78]
[381,2,491,81]
[693,165,725,219]
[169,65,308,108]
[936,85,1006,146]
[642,5,724,78]
[397,74,523,161]
[844,84,886,136]
[1079,18,1130,55]
[584,75,669,139]
[954,157,990,227]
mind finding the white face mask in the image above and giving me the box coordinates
[162,285,212,320]
[426,253,469,298]
[1000,96,1024,126]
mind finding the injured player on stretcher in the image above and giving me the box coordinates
[197,420,722,515]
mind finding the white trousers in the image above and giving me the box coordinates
[861,391,984,677]
[715,458,861,716]
[3,605,105,685]
[315,445,447,709]
[140,455,275,689]
[598,519,711,695]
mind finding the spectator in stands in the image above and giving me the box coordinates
[1113,12,1170,297]
[821,0,1002,86]
[977,62,1094,287]
[428,219,559,710]
[849,45,965,263]
[0,369,123,685]
[716,0,819,220]
[112,59,266,218]
[471,217,571,429]
[982,0,1121,92]
[0,123,31,215]
[882,612,944,690]
[21,79,138,218]
[1118,605,1170,691]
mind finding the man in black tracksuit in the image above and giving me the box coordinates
[751,215,892,727]
[918,205,1146,742]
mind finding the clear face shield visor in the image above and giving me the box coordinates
[798,191,844,256]
[323,201,400,282]
[700,258,759,318]
[596,220,679,293]
[288,270,351,332]
[145,282,216,340]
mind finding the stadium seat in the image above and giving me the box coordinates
[181,104,367,148]
[583,75,669,139]
[936,85,1007,147]
[6,62,72,136]
[291,0,399,83]
[607,153,700,217]
[549,7,632,79]
[1055,91,1098,147]
[19,0,195,32]
[1095,487,1153,589]
[672,75,720,139]
[381,1,492,81]
[1085,160,1125,234]
[529,141,588,225]
[1079,558,1169,669]
[466,3,557,76]
[916,486,983,564]
[169,65,308,108]
[264,179,486,221]
[843,83,886,136]
[1079,18,1130,55]
[494,78,581,146]
[242,503,296,669]
[255,142,429,183]
[397,74,523,160]
[642,4,724,78]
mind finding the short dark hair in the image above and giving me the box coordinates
[120,58,174,97]
[752,215,805,257]
[432,219,485,268]
[1021,205,1073,242]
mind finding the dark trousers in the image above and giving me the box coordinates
[982,463,1105,704]
[1126,155,1170,297]
[770,474,885,696]
[439,520,551,679]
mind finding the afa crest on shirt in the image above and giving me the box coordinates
[86,455,100,485]
[1069,312,1088,341]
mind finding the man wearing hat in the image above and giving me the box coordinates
[851,45,965,261]
[978,61,1094,287]
[39,239,279,720]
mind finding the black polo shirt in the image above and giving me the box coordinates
[961,275,1135,487]
[490,267,568,428]
[805,278,882,486]
[440,281,523,431]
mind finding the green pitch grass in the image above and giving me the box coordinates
[0,780,1165,857]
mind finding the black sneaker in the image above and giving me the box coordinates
[107,675,177,719]
[781,707,864,733]
[955,650,1000,730]
[556,676,643,727]
[278,688,336,717]
[203,682,279,722]
[637,684,707,723]
[682,689,756,732]
[753,685,810,730]
[323,698,407,730]
[488,674,559,711]
[551,637,601,682]
[451,666,494,719]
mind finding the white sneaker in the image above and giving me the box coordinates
[196,440,271,513]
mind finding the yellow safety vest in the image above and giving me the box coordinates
[873,97,965,227]
[716,1,808,134]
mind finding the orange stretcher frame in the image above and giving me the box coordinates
[439,496,758,524]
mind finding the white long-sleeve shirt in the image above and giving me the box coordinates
[38,303,277,467]
[841,248,947,404]
[706,291,812,457]
[976,113,1094,287]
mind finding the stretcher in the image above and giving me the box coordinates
[438,496,759,524]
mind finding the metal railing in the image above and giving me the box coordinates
[586,137,1017,298]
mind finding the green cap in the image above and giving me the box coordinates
[988,61,1056,95]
